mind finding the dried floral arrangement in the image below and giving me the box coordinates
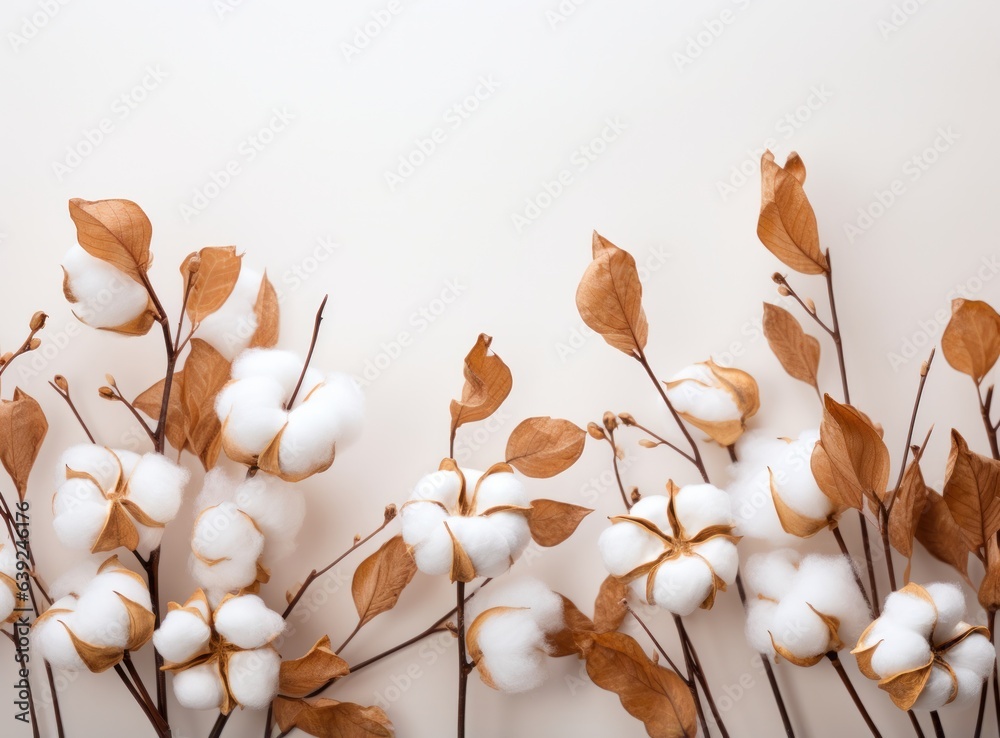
[1,149,999,738]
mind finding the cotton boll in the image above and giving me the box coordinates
[727,466,799,547]
[744,550,801,602]
[912,665,956,711]
[195,468,237,511]
[34,604,87,671]
[449,515,514,577]
[62,245,150,329]
[218,395,288,457]
[794,556,870,641]
[469,577,564,634]
[73,572,150,647]
[650,556,713,615]
[401,501,448,546]
[693,538,739,584]
[214,595,285,650]
[196,267,262,361]
[474,472,529,511]
[190,504,264,596]
[234,475,305,561]
[673,484,732,534]
[771,599,831,659]
[947,633,995,679]
[869,630,932,678]
[317,373,364,443]
[925,583,966,639]
[404,514,453,577]
[173,662,224,710]
[882,589,938,639]
[769,431,832,521]
[134,522,165,557]
[485,512,530,566]
[473,610,549,693]
[598,523,660,577]
[666,365,740,422]
[410,470,463,510]
[952,666,988,704]
[745,599,778,656]
[277,401,338,477]
[628,496,672,536]
[52,498,108,550]
[49,562,101,600]
[127,453,189,522]
[153,609,211,663]
[227,648,281,709]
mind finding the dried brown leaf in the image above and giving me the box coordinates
[584,631,697,738]
[943,429,1000,552]
[279,636,351,698]
[526,498,593,547]
[888,459,929,558]
[593,575,629,633]
[181,246,242,324]
[811,396,890,511]
[250,271,280,349]
[575,232,648,356]
[449,334,512,433]
[784,152,806,184]
[980,537,1000,611]
[68,198,152,284]
[134,373,186,451]
[180,338,231,470]
[915,490,970,580]
[351,535,417,627]
[941,299,1000,382]
[0,388,47,500]
[505,417,586,478]
[273,696,394,738]
[548,595,595,658]
[762,303,821,390]
[757,151,828,274]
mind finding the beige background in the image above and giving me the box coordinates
[1,0,999,735]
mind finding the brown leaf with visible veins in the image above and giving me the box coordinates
[449,334,512,434]
[134,373,186,451]
[250,271,279,348]
[943,429,1000,552]
[915,490,970,580]
[68,198,152,284]
[757,151,828,274]
[525,499,593,547]
[584,631,697,738]
[505,416,586,478]
[0,388,47,500]
[181,246,242,324]
[279,636,350,697]
[784,152,806,184]
[762,303,821,391]
[351,535,417,627]
[811,396,889,511]
[888,459,930,558]
[979,537,1000,611]
[180,339,231,470]
[576,232,648,356]
[593,575,629,633]
[941,299,1000,382]
[272,696,394,738]
[548,596,595,658]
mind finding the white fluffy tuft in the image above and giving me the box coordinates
[213,594,285,650]
[61,245,149,329]
[227,648,281,709]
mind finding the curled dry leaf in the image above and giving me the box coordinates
[180,246,242,324]
[756,151,828,275]
[179,338,231,470]
[449,334,512,434]
[273,696,394,738]
[525,499,593,547]
[943,429,1000,553]
[915,490,970,581]
[575,232,648,357]
[888,459,929,558]
[68,198,153,285]
[351,535,417,627]
[279,636,350,698]
[505,416,586,478]
[811,396,889,512]
[762,302,820,391]
[249,272,280,348]
[548,595,595,658]
[784,151,806,184]
[940,299,1000,382]
[0,388,48,500]
[582,631,697,738]
[592,575,629,634]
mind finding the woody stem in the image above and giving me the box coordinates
[671,615,709,736]
[831,525,875,614]
[826,651,881,738]
[286,294,328,409]
[456,581,472,738]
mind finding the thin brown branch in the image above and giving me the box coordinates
[106,381,156,445]
[831,524,875,614]
[603,431,632,511]
[620,416,697,465]
[48,379,96,443]
[827,651,882,737]
[0,313,47,388]
[887,349,935,517]
[623,601,684,676]
[286,294,328,409]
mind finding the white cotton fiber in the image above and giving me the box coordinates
[468,577,564,634]
[745,598,778,656]
[650,556,713,615]
[793,556,870,643]
[598,523,660,578]
[227,648,281,709]
[953,667,986,704]
[947,633,995,680]
[881,589,938,639]
[173,662,224,710]
[196,266,262,362]
[771,599,831,659]
[34,609,87,671]
[666,364,740,422]
[410,470,463,510]
[627,496,672,536]
[231,349,310,394]
[49,561,101,601]
[483,512,531,565]
[190,504,264,598]
[277,400,339,477]
[869,629,931,678]
[925,583,966,639]
[474,472,530,511]
[62,245,149,329]
[694,537,739,584]
[404,513,453,577]
[912,665,957,711]
[233,474,305,561]
[473,609,550,693]
[214,595,285,650]
[769,431,832,521]
[153,608,211,663]
[217,382,287,457]
[673,484,733,535]
[448,515,515,578]
[127,453,188,522]
[52,498,108,551]
[744,550,801,602]
[72,570,151,648]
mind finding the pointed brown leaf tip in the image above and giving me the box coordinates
[273,696,394,737]
[941,299,1000,382]
[888,459,929,558]
[181,246,243,325]
[68,198,153,284]
[526,499,593,547]
[352,535,417,627]
[0,388,48,501]
[943,429,1000,553]
[449,334,513,434]
[180,338,231,470]
[249,272,280,348]
[547,595,595,658]
[505,417,586,478]
[756,151,828,275]
[279,636,350,697]
[811,396,890,512]
[576,233,648,356]
[762,303,821,390]
[584,631,697,738]
[915,489,970,580]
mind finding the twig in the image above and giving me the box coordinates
[930,710,945,738]
[672,615,710,737]
[335,621,363,655]
[208,711,230,738]
[105,379,156,445]
[908,711,927,738]
[623,601,684,676]
[602,429,632,511]
[676,616,729,738]
[976,381,1000,460]
[114,663,167,738]
[44,663,65,738]
[0,314,47,389]
[286,295,328,409]
[826,651,882,737]
[886,349,935,517]
[48,378,96,443]
[456,581,473,738]
[831,525,874,613]
[619,416,697,466]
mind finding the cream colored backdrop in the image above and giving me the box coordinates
[1,0,998,736]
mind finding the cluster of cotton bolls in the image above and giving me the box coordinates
[744,549,870,666]
[154,590,285,712]
[196,265,268,361]
[466,577,565,693]
[61,245,152,333]
[52,445,189,555]
[400,464,531,581]
[853,583,995,710]
[215,349,364,481]
[0,537,20,624]
[34,557,153,672]
[725,430,834,547]
[663,360,758,446]
[597,483,739,615]
[190,468,305,605]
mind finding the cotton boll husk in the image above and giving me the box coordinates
[650,556,714,615]
[35,609,87,671]
[793,555,870,642]
[127,453,189,522]
[62,245,150,328]
[628,496,672,536]
[233,474,304,561]
[474,610,549,693]
[409,470,462,510]
[469,578,564,634]
[153,609,211,663]
[673,484,732,535]
[744,550,801,602]
[227,648,281,709]
[912,665,956,711]
[173,662,224,710]
[195,267,262,361]
[214,595,285,649]
[474,472,529,511]
[692,538,738,585]
[449,515,515,577]
[771,599,832,659]
[925,583,966,640]
[666,365,740,422]
[869,629,932,679]
[52,497,108,550]
[882,589,938,639]
[73,572,151,647]
[947,633,995,679]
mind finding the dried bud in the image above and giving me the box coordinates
[777,285,791,297]
[98,386,116,400]
[53,375,69,392]
[651,650,659,665]
[602,411,618,433]
[771,272,784,284]
[587,422,607,441]
[804,297,816,314]
[353,534,361,545]
[27,338,41,351]
[105,373,117,388]
[0,353,9,367]
[638,439,658,449]
[29,311,47,331]
[920,360,930,377]
[614,445,625,461]
[630,488,641,504]
[618,412,636,426]
[444,621,459,636]
[384,503,398,523]
[186,254,202,275]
